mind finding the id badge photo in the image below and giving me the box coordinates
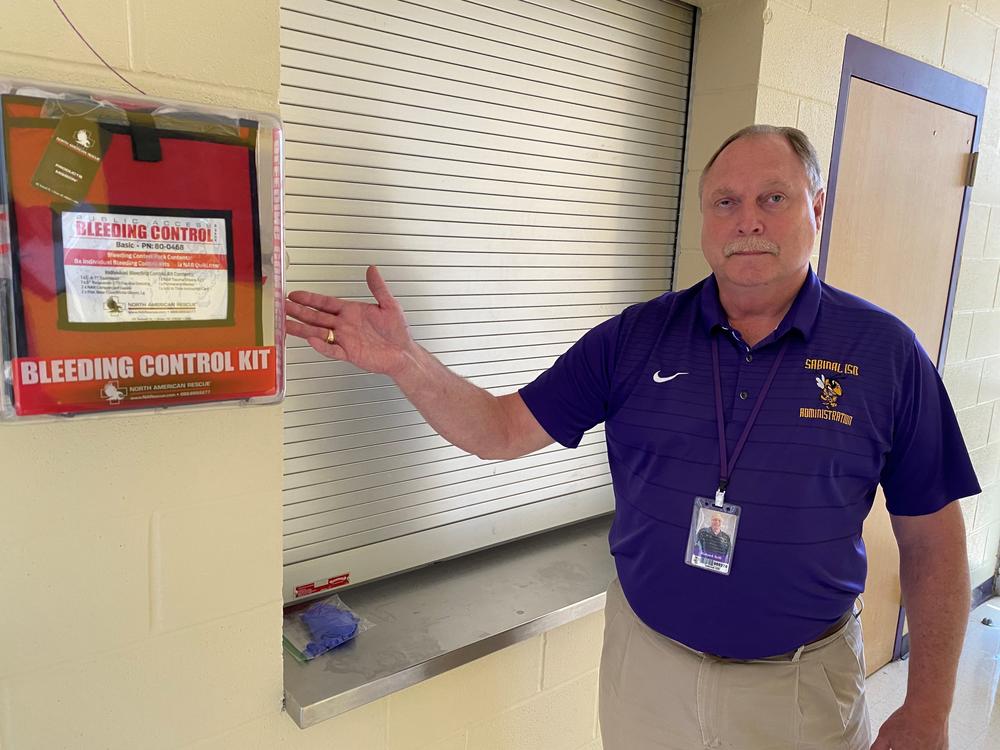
[685,496,741,575]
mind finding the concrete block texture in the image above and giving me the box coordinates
[755,86,800,127]
[0,50,276,113]
[954,259,1000,312]
[152,494,283,633]
[981,522,1000,579]
[179,701,389,750]
[692,0,767,94]
[944,5,997,84]
[412,733,469,750]
[796,98,837,180]
[0,605,282,750]
[759,2,847,105]
[971,442,1000,486]
[968,310,1000,359]
[0,512,149,679]
[946,312,975,365]
[776,0,812,11]
[963,203,991,259]
[972,105,1000,205]
[968,527,989,568]
[0,2,285,750]
[685,87,759,171]
[542,610,605,689]
[885,0,950,65]
[0,0,130,68]
[992,399,1000,443]
[981,0,1000,25]
[132,0,279,95]
[957,402,997,451]
[960,495,980,531]
[810,0,889,41]
[978,87,1000,155]
[945,359,986,410]
[985,202,1000,259]
[386,638,543,750]
[466,671,600,750]
[0,406,283,547]
[969,557,999,590]
[972,164,1000,208]
[975,483,1000,528]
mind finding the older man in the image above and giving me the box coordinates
[695,513,732,561]
[285,125,979,750]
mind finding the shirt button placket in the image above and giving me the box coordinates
[734,343,752,407]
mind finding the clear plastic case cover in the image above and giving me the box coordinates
[0,78,285,419]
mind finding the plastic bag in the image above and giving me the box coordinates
[282,594,372,662]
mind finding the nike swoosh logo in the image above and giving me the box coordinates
[653,370,688,383]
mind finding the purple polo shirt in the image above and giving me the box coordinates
[519,268,980,658]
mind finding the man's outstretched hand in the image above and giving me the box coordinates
[285,265,416,377]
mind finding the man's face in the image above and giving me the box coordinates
[711,516,722,532]
[700,134,824,293]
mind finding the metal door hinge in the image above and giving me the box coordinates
[967,151,979,187]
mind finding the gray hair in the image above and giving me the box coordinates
[698,125,824,198]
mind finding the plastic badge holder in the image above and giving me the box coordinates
[0,78,285,419]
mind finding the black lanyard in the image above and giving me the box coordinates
[711,334,790,507]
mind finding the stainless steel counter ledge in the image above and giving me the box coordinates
[283,514,616,728]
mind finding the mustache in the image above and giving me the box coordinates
[723,237,779,257]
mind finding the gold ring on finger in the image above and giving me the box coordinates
[325,329,336,345]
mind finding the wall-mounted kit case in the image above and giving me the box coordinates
[0,79,284,418]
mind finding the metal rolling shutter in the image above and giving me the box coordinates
[279,0,695,599]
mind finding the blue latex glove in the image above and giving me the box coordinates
[301,602,359,658]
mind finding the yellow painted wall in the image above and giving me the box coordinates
[1,2,997,749]
[675,0,766,288]
[0,3,605,749]
[0,2,289,747]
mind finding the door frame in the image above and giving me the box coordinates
[818,34,987,662]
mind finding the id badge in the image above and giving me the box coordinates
[685,496,741,575]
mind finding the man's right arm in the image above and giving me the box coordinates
[285,266,555,461]
[389,343,554,460]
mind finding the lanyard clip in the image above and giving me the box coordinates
[715,480,728,508]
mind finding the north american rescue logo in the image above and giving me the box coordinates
[800,358,859,427]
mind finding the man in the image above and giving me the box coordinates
[286,125,980,750]
[695,513,732,560]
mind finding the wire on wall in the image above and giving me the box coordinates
[51,0,147,95]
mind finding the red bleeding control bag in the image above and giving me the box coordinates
[0,80,285,418]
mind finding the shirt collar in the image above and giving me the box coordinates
[698,266,822,342]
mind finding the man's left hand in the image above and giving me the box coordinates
[871,704,949,749]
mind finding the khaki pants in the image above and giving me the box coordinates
[599,579,872,750]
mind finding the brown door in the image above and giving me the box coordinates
[822,78,975,673]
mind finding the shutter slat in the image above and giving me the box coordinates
[280,0,692,591]
[285,142,683,193]
[280,29,690,111]
[284,429,605,518]
[283,477,614,563]
[283,463,613,547]
[284,0,690,78]
[284,449,609,525]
